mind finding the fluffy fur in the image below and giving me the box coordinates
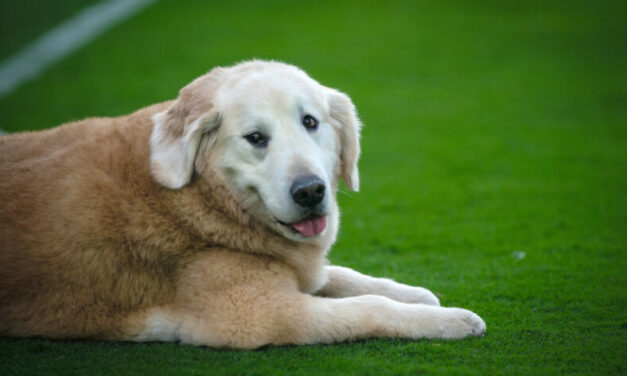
[0,60,485,348]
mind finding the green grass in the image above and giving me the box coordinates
[1,0,626,375]
[0,0,99,60]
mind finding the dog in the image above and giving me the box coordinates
[0,60,485,348]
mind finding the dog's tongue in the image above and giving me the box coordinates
[292,216,326,237]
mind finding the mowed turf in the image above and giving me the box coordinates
[0,0,625,375]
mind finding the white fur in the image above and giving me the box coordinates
[149,62,356,243]
[319,266,440,305]
[129,310,180,342]
[304,295,485,343]
[199,64,345,242]
[150,111,218,189]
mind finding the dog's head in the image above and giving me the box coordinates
[149,61,361,242]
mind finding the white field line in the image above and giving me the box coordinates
[0,0,156,98]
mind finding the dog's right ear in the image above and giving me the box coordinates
[150,69,224,189]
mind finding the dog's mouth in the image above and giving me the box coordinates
[277,215,327,237]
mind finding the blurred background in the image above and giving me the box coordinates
[0,0,625,374]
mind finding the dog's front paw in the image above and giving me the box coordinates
[438,307,486,339]
[395,285,440,306]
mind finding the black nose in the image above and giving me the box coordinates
[290,175,325,208]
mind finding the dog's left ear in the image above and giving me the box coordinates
[327,88,362,191]
[150,69,224,189]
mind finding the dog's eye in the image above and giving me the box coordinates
[302,114,318,130]
[244,131,269,147]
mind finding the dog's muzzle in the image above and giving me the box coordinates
[274,175,327,237]
[290,175,325,208]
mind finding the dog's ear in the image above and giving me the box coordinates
[150,69,224,189]
[327,88,362,191]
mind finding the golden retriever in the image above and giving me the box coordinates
[0,60,485,348]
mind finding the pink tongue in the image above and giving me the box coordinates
[292,216,327,237]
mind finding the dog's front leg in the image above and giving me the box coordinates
[316,266,440,305]
[131,289,485,348]
[300,294,486,344]
[121,255,483,348]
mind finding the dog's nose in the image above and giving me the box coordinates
[290,175,325,208]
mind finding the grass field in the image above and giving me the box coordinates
[1,0,626,375]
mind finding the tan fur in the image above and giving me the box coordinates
[0,60,485,348]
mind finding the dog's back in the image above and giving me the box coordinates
[0,103,175,338]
